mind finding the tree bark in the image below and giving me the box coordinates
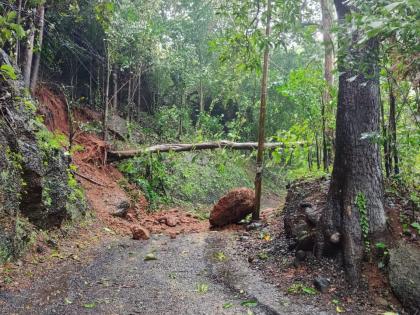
[380,97,391,178]
[127,76,132,121]
[254,0,271,220]
[199,78,204,113]
[112,69,118,113]
[103,51,111,143]
[23,10,36,88]
[320,0,334,170]
[30,5,45,94]
[137,66,142,119]
[15,0,22,63]
[108,141,288,161]
[388,78,399,175]
[320,0,386,286]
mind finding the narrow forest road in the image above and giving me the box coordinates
[0,231,328,315]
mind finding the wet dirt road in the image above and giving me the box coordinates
[0,232,328,315]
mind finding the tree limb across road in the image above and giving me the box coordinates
[107,140,296,161]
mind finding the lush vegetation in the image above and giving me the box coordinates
[1,0,419,283]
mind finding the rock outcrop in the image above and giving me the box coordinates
[283,178,329,252]
[209,188,255,227]
[389,242,420,313]
[0,49,85,263]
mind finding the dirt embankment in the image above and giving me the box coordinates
[35,86,210,237]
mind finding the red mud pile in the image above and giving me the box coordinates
[35,86,208,237]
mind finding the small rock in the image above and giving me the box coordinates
[131,225,150,240]
[36,244,46,254]
[46,239,58,249]
[165,216,178,227]
[304,207,320,225]
[126,213,135,222]
[112,200,130,217]
[239,235,250,242]
[246,221,264,231]
[374,296,389,308]
[314,276,330,293]
[295,250,306,261]
[248,256,254,263]
[169,233,177,239]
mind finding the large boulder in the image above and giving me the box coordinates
[389,242,420,313]
[209,188,255,227]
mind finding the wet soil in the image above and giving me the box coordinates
[0,232,328,315]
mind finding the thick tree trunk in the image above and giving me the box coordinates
[23,10,36,88]
[320,0,386,286]
[30,5,45,94]
[108,141,287,161]
[254,0,271,220]
[320,0,334,170]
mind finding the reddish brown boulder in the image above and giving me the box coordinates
[209,188,255,227]
[131,225,150,240]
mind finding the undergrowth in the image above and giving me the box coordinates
[118,150,286,210]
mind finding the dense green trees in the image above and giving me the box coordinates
[1,0,418,284]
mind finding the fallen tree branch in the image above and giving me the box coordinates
[74,171,107,187]
[107,140,299,162]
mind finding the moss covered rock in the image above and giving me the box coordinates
[0,49,86,263]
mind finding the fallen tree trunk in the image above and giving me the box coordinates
[108,140,290,161]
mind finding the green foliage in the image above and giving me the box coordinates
[355,192,370,253]
[67,167,85,204]
[411,222,420,234]
[0,64,17,80]
[36,129,69,153]
[118,149,283,212]
[287,283,317,295]
[155,106,193,142]
[375,242,389,269]
[0,9,25,49]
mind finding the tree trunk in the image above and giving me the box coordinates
[199,78,204,113]
[103,51,111,143]
[23,10,36,89]
[320,0,386,286]
[315,135,321,170]
[254,0,272,220]
[15,0,22,63]
[108,141,288,161]
[112,69,118,114]
[320,0,334,170]
[137,66,142,120]
[127,77,132,122]
[30,5,45,94]
[380,97,391,178]
[388,79,399,175]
